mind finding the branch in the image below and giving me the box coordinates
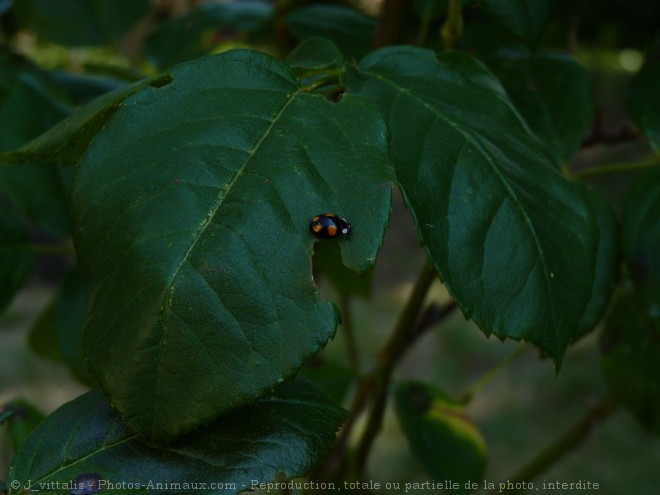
[352,261,440,475]
[574,155,660,179]
[489,396,618,494]
[319,263,458,481]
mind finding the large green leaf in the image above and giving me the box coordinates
[394,382,486,491]
[12,0,151,46]
[628,36,660,151]
[8,379,347,495]
[73,50,391,441]
[487,52,594,164]
[600,292,660,434]
[622,167,660,309]
[146,1,273,70]
[0,203,35,312]
[347,47,598,364]
[284,4,377,59]
[285,38,344,72]
[479,0,552,49]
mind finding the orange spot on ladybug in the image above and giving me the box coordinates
[309,213,351,240]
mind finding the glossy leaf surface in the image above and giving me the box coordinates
[347,47,598,364]
[394,382,486,491]
[8,379,347,494]
[72,50,391,441]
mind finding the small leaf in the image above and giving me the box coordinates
[8,379,347,494]
[73,49,391,441]
[145,1,273,70]
[487,52,594,163]
[628,36,660,151]
[347,47,598,365]
[623,167,660,311]
[284,4,377,59]
[28,266,93,384]
[600,292,660,434]
[394,382,486,490]
[479,0,552,49]
[286,38,344,72]
[0,204,35,313]
[12,0,151,46]
[1,399,45,452]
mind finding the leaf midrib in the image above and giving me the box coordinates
[150,87,303,434]
[367,70,560,349]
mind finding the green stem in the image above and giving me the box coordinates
[489,396,618,494]
[300,76,340,93]
[460,343,526,405]
[353,261,438,475]
[574,156,660,179]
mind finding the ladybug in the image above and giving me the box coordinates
[309,213,351,239]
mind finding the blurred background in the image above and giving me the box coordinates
[1,0,660,493]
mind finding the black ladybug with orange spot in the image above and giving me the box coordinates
[309,213,351,239]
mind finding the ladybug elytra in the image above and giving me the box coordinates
[309,213,351,239]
